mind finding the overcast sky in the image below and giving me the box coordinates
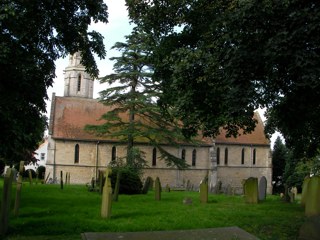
[46,0,282,147]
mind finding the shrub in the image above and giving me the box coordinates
[110,167,143,194]
[23,168,37,179]
[0,159,5,175]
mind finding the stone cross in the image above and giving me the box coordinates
[155,177,161,201]
[258,176,267,201]
[101,168,113,218]
[244,177,258,204]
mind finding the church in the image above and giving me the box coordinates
[46,53,272,194]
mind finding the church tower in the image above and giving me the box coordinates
[64,52,94,99]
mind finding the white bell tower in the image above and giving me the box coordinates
[63,52,94,99]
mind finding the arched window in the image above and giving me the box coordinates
[253,148,256,165]
[181,149,186,160]
[192,149,196,166]
[152,147,157,166]
[74,144,79,164]
[241,148,245,165]
[224,148,228,165]
[111,146,116,162]
[216,147,220,165]
[77,74,81,92]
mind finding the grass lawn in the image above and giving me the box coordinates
[0,179,305,240]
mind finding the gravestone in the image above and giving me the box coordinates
[14,161,24,216]
[301,177,310,207]
[244,177,258,204]
[200,176,208,203]
[101,168,113,218]
[0,168,14,237]
[113,171,121,201]
[258,176,267,201]
[155,177,161,201]
[183,197,193,205]
[28,169,33,185]
[60,171,63,189]
[142,176,152,194]
[305,176,320,217]
[165,184,171,192]
[225,184,233,195]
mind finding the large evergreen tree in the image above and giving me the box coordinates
[126,0,320,158]
[0,1,108,165]
[86,28,191,169]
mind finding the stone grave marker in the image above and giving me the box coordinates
[113,171,121,201]
[28,169,33,185]
[101,168,113,218]
[0,168,14,237]
[142,176,152,194]
[165,184,171,192]
[258,176,267,201]
[301,177,310,207]
[244,177,258,204]
[14,161,24,216]
[305,176,320,217]
[200,176,208,203]
[60,171,63,189]
[155,177,161,201]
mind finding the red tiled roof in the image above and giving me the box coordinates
[215,112,270,145]
[51,96,269,146]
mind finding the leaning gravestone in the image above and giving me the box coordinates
[142,176,152,194]
[244,177,258,204]
[155,177,161,201]
[0,168,14,237]
[101,168,113,218]
[258,176,267,201]
[305,176,320,217]
[301,177,311,207]
[200,176,208,203]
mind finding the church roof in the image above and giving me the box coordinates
[215,112,270,146]
[49,96,269,146]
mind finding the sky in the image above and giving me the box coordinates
[46,0,282,148]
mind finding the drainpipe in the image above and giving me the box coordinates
[95,141,100,180]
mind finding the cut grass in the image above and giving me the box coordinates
[0,179,305,240]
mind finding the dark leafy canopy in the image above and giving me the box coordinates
[86,28,191,169]
[126,0,320,157]
[272,137,288,193]
[0,0,108,164]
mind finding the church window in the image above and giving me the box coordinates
[216,148,220,165]
[111,146,116,162]
[241,148,245,165]
[181,149,186,160]
[77,74,81,92]
[41,153,45,161]
[74,144,79,164]
[152,147,157,166]
[224,148,228,165]
[192,149,196,166]
[253,148,256,165]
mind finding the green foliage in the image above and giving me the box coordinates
[272,137,288,193]
[23,169,36,179]
[86,27,192,169]
[1,182,305,240]
[110,167,143,195]
[0,159,5,175]
[0,1,108,165]
[126,0,320,157]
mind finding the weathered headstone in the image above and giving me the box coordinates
[14,161,24,216]
[142,176,152,194]
[258,176,267,201]
[301,177,310,207]
[0,168,14,237]
[305,176,320,217]
[101,168,113,218]
[155,177,161,201]
[165,184,171,192]
[200,176,208,203]
[244,177,258,204]
[113,171,121,201]
[28,169,33,185]
[183,197,193,205]
[60,171,63,189]
[299,216,320,240]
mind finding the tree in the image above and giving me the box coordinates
[0,1,108,164]
[86,28,191,169]
[125,0,320,157]
[272,136,288,194]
